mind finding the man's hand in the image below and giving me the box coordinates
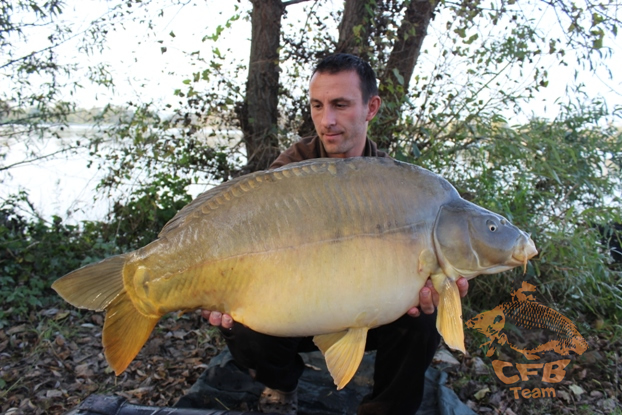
[407,277,469,318]
[202,310,234,329]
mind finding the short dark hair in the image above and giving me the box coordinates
[312,53,378,103]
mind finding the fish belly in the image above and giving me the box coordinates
[142,231,427,338]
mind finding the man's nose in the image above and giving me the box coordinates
[321,107,336,127]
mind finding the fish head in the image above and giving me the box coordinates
[433,199,537,279]
[465,308,505,337]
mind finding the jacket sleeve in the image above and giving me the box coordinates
[269,136,320,169]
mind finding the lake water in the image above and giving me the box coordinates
[0,124,242,224]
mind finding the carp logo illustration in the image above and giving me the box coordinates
[466,282,588,360]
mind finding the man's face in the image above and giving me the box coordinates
[309,70,381,158]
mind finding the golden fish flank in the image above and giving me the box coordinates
[52,157,538,390]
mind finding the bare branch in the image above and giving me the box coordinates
[282,0,313,7]
[0,146,80,172]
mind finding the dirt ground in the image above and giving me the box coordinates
[1,308,620,414]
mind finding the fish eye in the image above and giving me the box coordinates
[486,220,497,232]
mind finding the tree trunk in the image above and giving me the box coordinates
[371,0,440,151]
[250,0,437,158]
[297,0,378,138]
[239,0,286,173]
[336,0,378,57]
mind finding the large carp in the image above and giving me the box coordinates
[53,157,537,389]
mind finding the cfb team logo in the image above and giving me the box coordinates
[466,282,588,399]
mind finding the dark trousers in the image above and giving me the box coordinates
[221,312,441,415]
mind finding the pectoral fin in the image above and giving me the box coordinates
[431,274,465,354]
[313,327,368,390]
[418,249,439,275]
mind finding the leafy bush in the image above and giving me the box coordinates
[103,172,193,251]
[0,174,192,324]
[410,101,622,322]
[0,192,118,325]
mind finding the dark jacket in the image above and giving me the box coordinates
[270,135,388,169]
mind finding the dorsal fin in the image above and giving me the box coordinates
[159,170,265,236]
[158,159,340,236]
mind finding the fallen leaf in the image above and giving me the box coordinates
[590,390,604,398]
[55,335,65,346]
[434,349,460,365]
[7,324,27,335]
[569,384,585,396]
[42,308,59,317]
[557,390,571,402]
[91,314,104,325]
[472,357,489,375]
[75,363,93,378]
[474,387,490,400]
[126,386,154,399]
[46,389,63,398]
[54,311,70,321]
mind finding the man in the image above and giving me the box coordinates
[203,53,469,415]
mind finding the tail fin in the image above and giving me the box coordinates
[52,254,129,311]
[52,254,159,375]
[103,291,159,375]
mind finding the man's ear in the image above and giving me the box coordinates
[366,95,382,121]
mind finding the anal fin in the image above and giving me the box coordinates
[313,327,368,390]
[431,274,465,353]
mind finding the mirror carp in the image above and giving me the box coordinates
[52,157,537,389]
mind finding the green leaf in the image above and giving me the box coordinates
[464,33,479,45]
[392,68,404,85]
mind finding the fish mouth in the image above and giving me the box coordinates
[512,236,538,273]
